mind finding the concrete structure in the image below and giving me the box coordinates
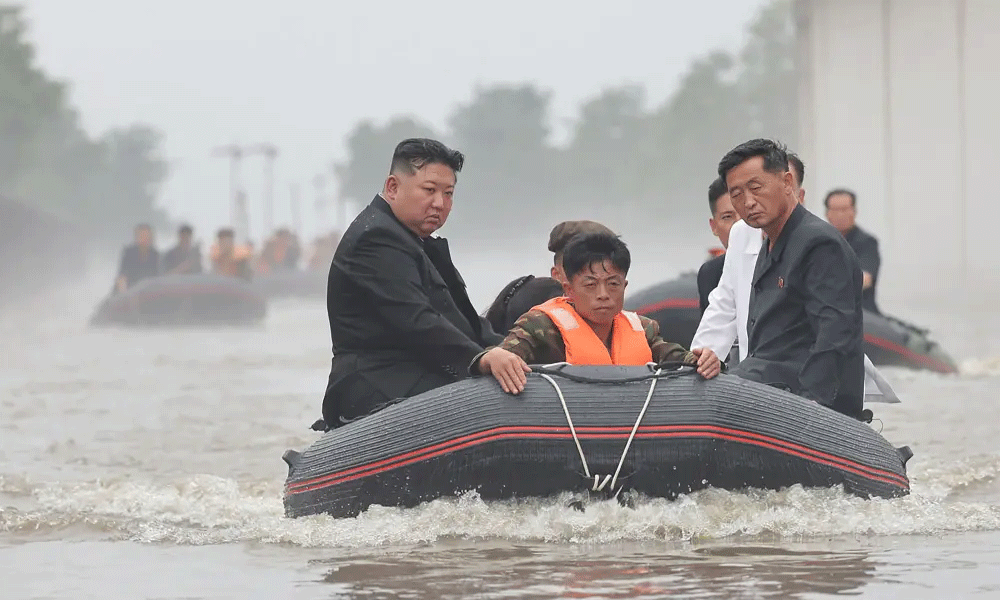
[795,0,1000,308]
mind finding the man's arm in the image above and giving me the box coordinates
[644,316,696,364]
[691,245,739,358]
[697,261,713,314]
[853,234,880,290]
[115,247,131,293]
[799,240,863,407]
[344,229,487,373]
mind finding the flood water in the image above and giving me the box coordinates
[2,263,999,599]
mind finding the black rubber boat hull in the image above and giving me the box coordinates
[283,367,910,519]
[252,270,327,299]
[625,274,959,374]
[90,273,267,327]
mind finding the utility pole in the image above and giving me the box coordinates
[313,174,328,233]
[246,143,279,236]
[211,143,243,229]
[289,182,302,238]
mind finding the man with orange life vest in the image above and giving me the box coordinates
[210,228,253,280]
[474,231,722,394]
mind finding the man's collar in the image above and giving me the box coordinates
[371,193,432,244]
[764,203,805,259]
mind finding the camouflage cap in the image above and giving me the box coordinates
[547,220,616,254]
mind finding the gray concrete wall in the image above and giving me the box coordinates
[796,0,1000,311]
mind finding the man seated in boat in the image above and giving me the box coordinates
[697,177,739,315]
[484,220,614,335]
[162,224,203,275]
[114,223,160,293]
[257,228,302,274]
[717,139,865,419]
[210,228,253,280]
[320,138,503,430]
[475,232,722,394]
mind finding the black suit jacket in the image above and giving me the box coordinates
[844,226,881,314]
[697,254,726,315]
[732,204,865,419]
[324,195,501,421]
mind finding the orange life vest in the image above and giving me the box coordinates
[534,297,652,366]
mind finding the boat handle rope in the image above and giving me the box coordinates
[538,368,663,496]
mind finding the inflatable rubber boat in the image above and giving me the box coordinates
[252,269,327,299]
[89,273,267,327]
[625,273,959,374]
[282,365,911,519]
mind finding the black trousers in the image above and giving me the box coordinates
[321,367,453,429]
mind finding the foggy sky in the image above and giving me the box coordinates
[23,0,765,242]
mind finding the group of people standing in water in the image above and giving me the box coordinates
[315,137,886,432]
[112,223,337,293]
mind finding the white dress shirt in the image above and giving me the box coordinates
[691,220,899,404]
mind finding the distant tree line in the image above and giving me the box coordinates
[0,5,170,244]
[334,1,798,244]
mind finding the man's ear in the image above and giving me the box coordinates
[384,175,399,201]
[709,217,719,238]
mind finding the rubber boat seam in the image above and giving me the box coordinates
[285,424,909,495]
[290,423,907,489]
[286,430,908,495]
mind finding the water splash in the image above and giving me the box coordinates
[5,462,1000,549]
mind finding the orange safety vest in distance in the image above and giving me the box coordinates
[534,297,652,366]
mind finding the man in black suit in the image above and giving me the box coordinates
[320,138,508,429]
[825,188,882,314]
[114,223,160,293]
[697,177,738,314]
[719,139,864,419]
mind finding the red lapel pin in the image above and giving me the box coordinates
[778,277,784,288]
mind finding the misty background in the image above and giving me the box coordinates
[3,0,992,313]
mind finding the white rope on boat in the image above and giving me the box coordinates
[538,367,663,495]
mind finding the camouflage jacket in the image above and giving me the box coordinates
[492,308,696,366]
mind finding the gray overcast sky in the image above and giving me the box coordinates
[23,0,766,241]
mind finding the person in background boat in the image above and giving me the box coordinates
[162,224,203,275]
[210,228,253,280]
[256,227,300,274]
[484,220,614,335]
[307,231,339,271]
[114,223,160,293]
[718,139,864,419]
[697,177,739,315]
[320,138,503,429]
[281,228,302,269]
[475,232,721,394]
[825,188,882,315]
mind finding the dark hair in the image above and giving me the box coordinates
[718,138,789,183]
[178,223,193,235]
[547,220,616,265]
[824,188,857,209]
[788,152,805,186]
[484,275,564,334]
[562,232,631,280]
[708,177,729,216]
[389,138,464,177]
[217,228,235,238]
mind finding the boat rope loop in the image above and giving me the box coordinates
[538,367,663,497]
